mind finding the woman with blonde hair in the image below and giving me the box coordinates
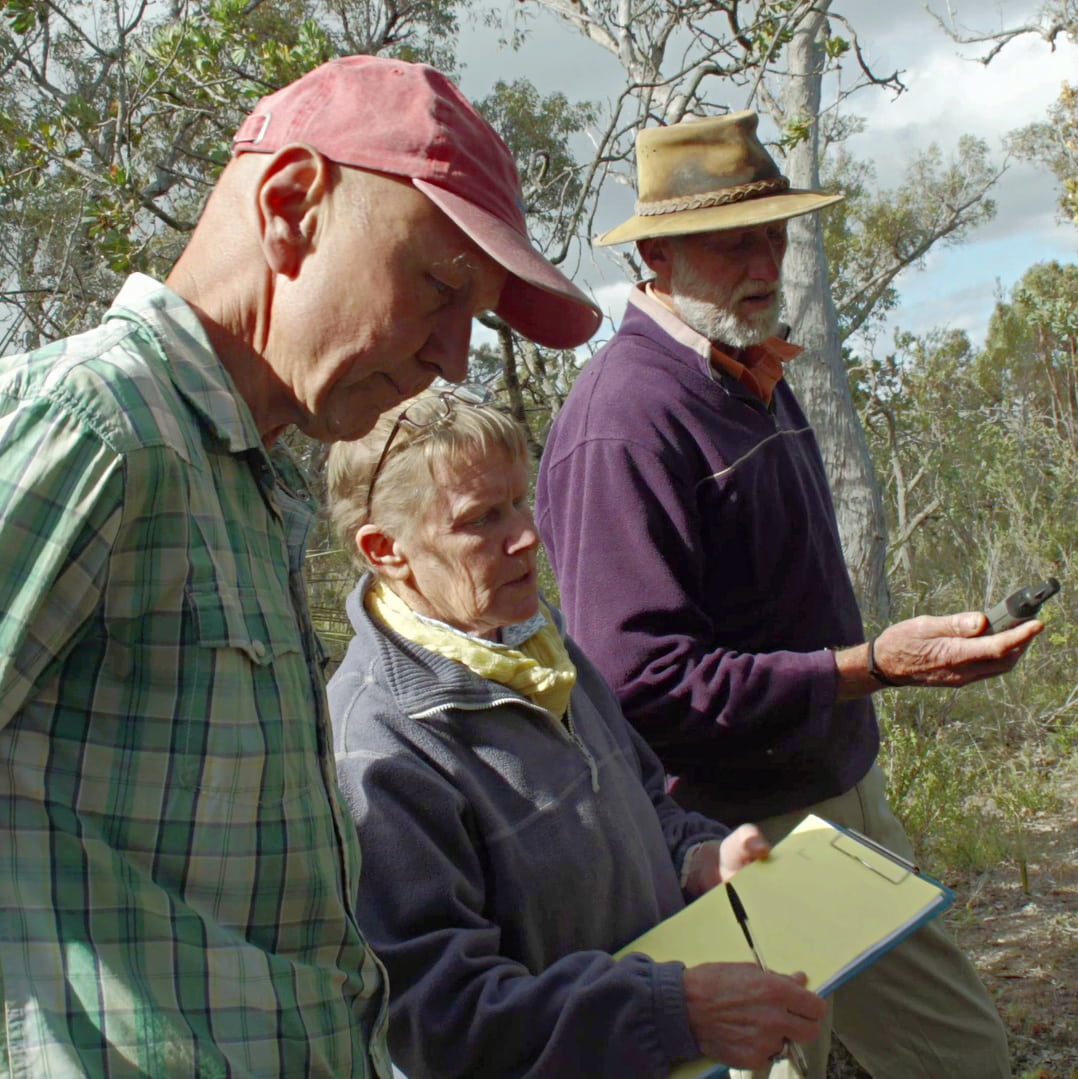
[325,387,824,1079]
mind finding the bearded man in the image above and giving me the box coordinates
[535,112,1038,1078]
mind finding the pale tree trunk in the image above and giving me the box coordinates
[775,4,890,624]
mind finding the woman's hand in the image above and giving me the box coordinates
[683,962,825,1068]
[682,824,770,897]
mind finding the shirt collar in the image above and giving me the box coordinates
[105,274,264,454]
[631,281,801,405]
[708,336,800,405]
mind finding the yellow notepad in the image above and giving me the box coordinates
[615,814,952,1079]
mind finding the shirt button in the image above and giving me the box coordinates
[251,640,267,658]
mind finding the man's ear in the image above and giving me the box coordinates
[257,144,331,279]
[636,236,673,279]
[356,523,410,580]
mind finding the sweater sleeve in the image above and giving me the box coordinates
[630,716,731,875]
[334,706,700,1079]
[536,430,838,760]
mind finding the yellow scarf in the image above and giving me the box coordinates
[366,579,578,720]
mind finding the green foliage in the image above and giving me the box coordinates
[467,78,596,427]
[823,33,849,60]
[881,713,1009,872]
[2,0,42,34]
[778,112,813,151]
[475,79,595,233]
[0,0,598,649]
[978,261,1078,450]
[1,0,1072,844]
[858,269,1078,877]
[880,688,1063,875]
[864,317,1078,627]
[0,0,598,459]
[824,138,999,342]
[0,0,463,351]
[745,1,801,61]
[1009,81,1078,229]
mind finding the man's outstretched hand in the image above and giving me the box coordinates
[837,611,1043,700]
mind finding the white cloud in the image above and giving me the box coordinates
[848,27,1077,166]
[827,3,1078,343]
[591,279,633,329]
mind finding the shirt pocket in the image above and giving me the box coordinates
[178,581,318,804]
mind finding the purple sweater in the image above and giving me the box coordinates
[535,288,878,823]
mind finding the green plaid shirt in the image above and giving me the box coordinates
[0,276,390,1077]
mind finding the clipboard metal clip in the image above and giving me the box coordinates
[828,826,918,885]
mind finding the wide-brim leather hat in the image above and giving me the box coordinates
[596,111,843,246]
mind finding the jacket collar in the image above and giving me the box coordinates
[344,574,564,721]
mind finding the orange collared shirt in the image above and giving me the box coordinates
[709,335,801,406]
[640,281,801,405]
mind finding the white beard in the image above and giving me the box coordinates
[670,261,782,349]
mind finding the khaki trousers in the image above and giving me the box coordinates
[707,766,1011,1079]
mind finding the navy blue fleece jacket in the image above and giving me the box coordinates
[329,576,730,1079]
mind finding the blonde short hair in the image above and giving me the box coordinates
[326,389,529,571]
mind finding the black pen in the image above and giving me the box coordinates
[725,882,809,1078]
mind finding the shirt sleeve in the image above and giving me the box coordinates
[335,723,701,1079]
[0,395,123,731]
[536,433,838,758]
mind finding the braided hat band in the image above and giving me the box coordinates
[635,176,791,217]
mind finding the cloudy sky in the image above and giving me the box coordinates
[457,0,1078,354]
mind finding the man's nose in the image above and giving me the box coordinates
[748,237,784,281]
[422,306,474,383]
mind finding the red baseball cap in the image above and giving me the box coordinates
[232,55,601,350]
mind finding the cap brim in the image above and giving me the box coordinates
[415,179,601,349]
[595,190,844,246]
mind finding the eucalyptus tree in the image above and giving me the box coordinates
[932,0,1078,242]
[1010,81,1078,229]
[930,0,1077,63]
[501,0,1004,618]
[472,77,596,431]
[823,140,1000,344]
[0,0,1020,618]
[778,3,890,617]
[978,260,1078,451]
[0,0,598,631]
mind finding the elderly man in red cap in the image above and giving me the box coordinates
[537,112,1038,1077]
[0,55,598,1078]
